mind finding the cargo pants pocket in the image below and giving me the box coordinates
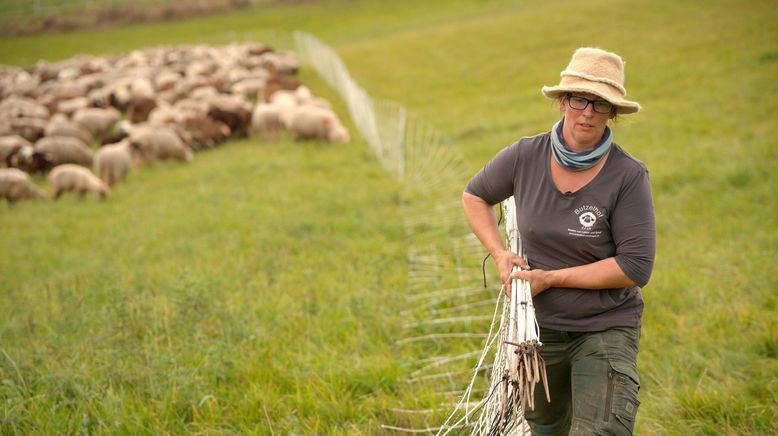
[607,361,640,434]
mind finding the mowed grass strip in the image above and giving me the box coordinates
[1,0,777,433]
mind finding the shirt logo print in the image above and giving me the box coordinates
[568,205,604,238]
[579,211,597,228]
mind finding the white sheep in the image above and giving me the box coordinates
[72,107,121,137]
[55,97,90,117]
[94,140,139,186]
[0,96,50,120]
[129,125,193,162]
[288,105,350,144]
[251,103,284,140]
[7,117,48,142]
[0,167,45,202]
[45,113,94,145]
[130,77,155,101]
[49,164,109,200]
[34,136,93,167]
[231,78,266,99]
[268,91,299,128]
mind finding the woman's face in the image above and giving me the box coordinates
[558,92,614,151]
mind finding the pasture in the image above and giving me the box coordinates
[1,0,776,434]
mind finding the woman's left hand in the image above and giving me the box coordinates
[510,268,552,297]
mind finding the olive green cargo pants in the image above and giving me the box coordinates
[525,327,641,436]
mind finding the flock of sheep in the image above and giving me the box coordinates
[0,43,350,203]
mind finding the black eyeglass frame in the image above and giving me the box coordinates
[564,93,614,114]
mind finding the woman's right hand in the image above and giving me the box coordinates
[493,249,529,297]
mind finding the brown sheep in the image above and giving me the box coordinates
[127,97,158,124]
[261,74,303,102]
[178,116,231,151]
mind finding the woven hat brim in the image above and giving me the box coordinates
[541,79,640,114]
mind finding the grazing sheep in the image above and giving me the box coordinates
[49,164,109,200]
[231,78,266,99]
[130,125,193,162]
[5,145,54,174]
[154,71,181,92]
[46,81,87,103]
[7,117,48,142]
[0,96,50,120]
[130,77,154,101]
[0,135,32,165]
[251,103,285,140]
[261,74,303,102]
[56,97,90,116]
[73,107,121,138]
[100,130,129,146]
[177,116,231,151]
[147,105,180,126]
[205,96,252,137]
[34,136,93,166]
[0,167,45,202]
[0,67,39,99]
[288,105,350,143]
[258,52,300,75]
[94,140,139,186]
[45,114,94,145]
[127,97,158,124]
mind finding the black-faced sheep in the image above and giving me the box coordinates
[0,167,45,202]
[34,136,93,167]
[0,135,32,165]
[5,145,54,174]
[49,164,109,200]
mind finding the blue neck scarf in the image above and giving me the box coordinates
[550,118,612,171]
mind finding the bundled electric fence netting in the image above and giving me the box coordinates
[438,197,550,435]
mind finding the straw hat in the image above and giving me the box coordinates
[541,47,641,114]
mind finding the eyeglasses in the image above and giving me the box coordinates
[565,94,613,114]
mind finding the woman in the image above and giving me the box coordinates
[462,47,655,435]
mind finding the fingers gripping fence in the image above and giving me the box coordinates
[294,32,545,434]
[436,198,550,436]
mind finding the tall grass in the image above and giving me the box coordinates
[1,0,776,433]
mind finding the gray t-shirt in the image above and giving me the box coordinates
[465,131,656,331]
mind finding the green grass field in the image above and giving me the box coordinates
[1,0,777,434]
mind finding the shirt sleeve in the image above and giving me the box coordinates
[464,142,519,205]
[611,166,656,287]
